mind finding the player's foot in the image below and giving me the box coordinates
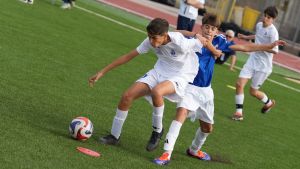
[232,112,243,121]
[186,148,211,161]
[99,134,119,145]
[153,152,170,165]
[146,128,164,151]
[27,0,33,4]
[261,99,275,113]
[61,3,71,9]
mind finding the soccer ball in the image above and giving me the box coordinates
[69,117,93,141]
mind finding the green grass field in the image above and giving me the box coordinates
[1,0,300,169]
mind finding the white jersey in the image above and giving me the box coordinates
[245,22,279,73]
[178,0,205,20]
[136,32,202,82]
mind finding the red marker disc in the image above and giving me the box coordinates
[77,147,100,157]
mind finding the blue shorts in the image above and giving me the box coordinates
[177,15,195,31]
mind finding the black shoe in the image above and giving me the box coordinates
[146,128,164,152]
[99,134,119,145]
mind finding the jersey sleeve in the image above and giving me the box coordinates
[216,35,234,53]
[136,38,151,54]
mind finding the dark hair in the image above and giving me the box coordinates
[146,18,169,35]
[202,13,220,28]
[264,6,278,18]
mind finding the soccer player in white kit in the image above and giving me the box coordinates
[232,6,279,121]
[89,18,216,151]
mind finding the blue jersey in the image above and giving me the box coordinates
[191,34,234,87]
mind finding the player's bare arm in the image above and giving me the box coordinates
[175,29,197,37]
[229,40,286,52]
[205,41,222,58]
[185,0,204,8]
[89,49,139,87]
[176,30,209,48]
[264,40,286,54]
[237,33,255,40]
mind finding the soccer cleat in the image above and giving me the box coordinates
[186,148,211,161]
[261,99,275,113]
[61,3,71,9]
[27,0,33,4]
[232,112,243,121]
[146,128,164,151]
[153,152,170,165]
[99,134,119,145]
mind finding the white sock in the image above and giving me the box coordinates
[261,94,272,106]
[152,105,164,133]
[190,128,209,154]
[163,120,183,157]
[111,108,128,139]
[235,94,244,113]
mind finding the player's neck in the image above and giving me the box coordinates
[263,22,272,28]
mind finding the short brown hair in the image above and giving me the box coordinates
[146,18,169,35]
[264,6,278,18]
[202,13,220,28]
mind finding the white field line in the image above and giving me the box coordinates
[74,5,146,34]
[75,5,300,93]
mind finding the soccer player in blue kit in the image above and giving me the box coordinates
[153,13,285,165]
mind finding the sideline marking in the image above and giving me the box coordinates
[74,5,146,34]
[75,5,300,93]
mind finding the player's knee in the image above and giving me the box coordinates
[236,81,243,89]
[121,91,134,103]
[151,87,163,98]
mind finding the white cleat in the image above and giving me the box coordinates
[27,0,34,4]
[61,3,71,9]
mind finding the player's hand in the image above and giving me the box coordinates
[195,34,208,46]
[214,50,223,58]
[272,40,286,47]
[88,71,104,87]
[237,33,244,39]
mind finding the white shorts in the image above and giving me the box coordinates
[177,84,214,124]
[239,65,271,89]
[137,69,189,103]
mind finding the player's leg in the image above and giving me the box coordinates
[250,71,275,113]
[100,82,151,145]
[229,55,237,71]
[177,15,189,30]
[186,120,212,161]
[153,107,189,165]
[232,77,249,120]
[146,80,175,151]
[233,65,254,120]
[187,97,214,161]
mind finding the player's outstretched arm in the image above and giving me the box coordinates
[229,40,286,53]
[186,0,204,9]
[205,41,222,58]
[237,33,255,40]
[88,49,139,87]
[175,30,197,37]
